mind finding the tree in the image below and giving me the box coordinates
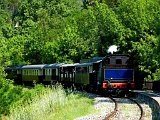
[115,0,160,80]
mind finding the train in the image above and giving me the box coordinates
[5,52,135,96]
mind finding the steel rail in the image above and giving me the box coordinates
[105,97,118,120]
[128,98,144,120]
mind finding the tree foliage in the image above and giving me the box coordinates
[0,0,160,80]
[115,0,160,80]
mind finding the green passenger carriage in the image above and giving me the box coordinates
[43,64,62,84]
[21,64,46,83]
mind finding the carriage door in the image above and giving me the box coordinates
[43,69,45,80]
[52,69,56,81]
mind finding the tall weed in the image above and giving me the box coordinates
[9,84,66,120]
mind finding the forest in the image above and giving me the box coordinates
[0,0,160,80]
[0,0,160,118]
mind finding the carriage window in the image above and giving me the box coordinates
[33,70,35,75]
[76,67,81,73]
[84,67,88,72]
[89,66,93,73]
[82,67,87,72]
[49,69,50,75]
[52,69,56,76]
[50,69,51,75]
[17,70,20,74]
[33,70,34,75]
[116,59,122,64]
[76,67,87,73]
[29,70,30,75]
[45,69,52,75]
[56,69,58,76]
[39,70,41,75]
[45,69,47,75]
[45,69,49,75]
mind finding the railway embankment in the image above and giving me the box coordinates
[133,91,160,120]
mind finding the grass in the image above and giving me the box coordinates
[8,85,95,120]
[47,92,95,120]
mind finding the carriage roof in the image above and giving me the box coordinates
[21,64,46,69]
[6,65,24,70]
[61,63,78,67]
[43,63,63,68]
[75,62,93,67]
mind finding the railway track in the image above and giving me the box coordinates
[128,98,144,120]
[105,97,144,120]
[105,97,118,120]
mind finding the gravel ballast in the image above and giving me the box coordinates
[74,94,152,120]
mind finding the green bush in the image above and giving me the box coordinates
[0,79,46,117]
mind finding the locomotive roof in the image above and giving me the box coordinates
[75,59,103,67]
[91,57,104,62]
[21,64,46,69]
[43,63,63,68]
[80,57,103,63]
[93,60,102,63]
[103,54,130,60]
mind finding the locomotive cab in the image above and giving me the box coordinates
[102,54,135,96]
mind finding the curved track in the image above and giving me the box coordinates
[128,97,144,120]
[105,97,144,120]
[105,97,118,120]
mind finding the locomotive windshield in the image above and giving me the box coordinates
[116,59,122,64]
